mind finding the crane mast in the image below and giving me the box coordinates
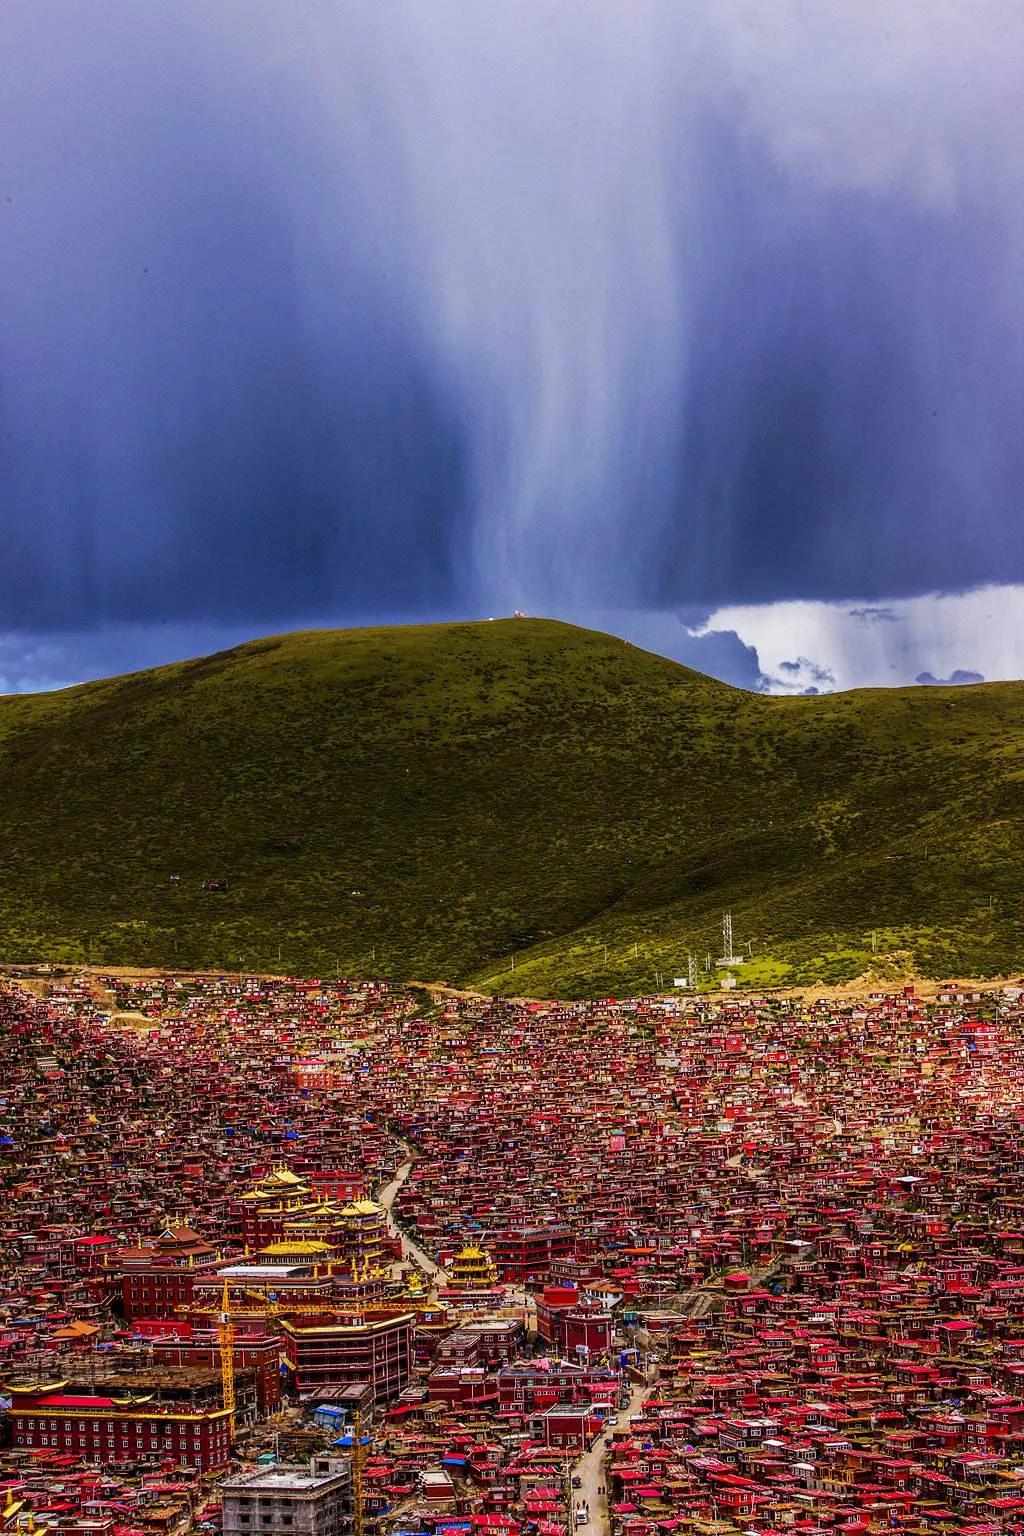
[352,1408,366,1536]
[218,1278,236,1436]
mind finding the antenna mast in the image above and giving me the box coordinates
[717,912,743,968]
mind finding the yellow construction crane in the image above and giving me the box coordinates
[182,1289,339,1323]
[218,1278,236,1436]
[351,1407,366,1536]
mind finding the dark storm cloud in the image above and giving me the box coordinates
[0,1,1021,635]
[0,3,470,629]
[651,149,1024,607]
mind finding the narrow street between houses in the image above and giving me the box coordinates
[571,1379,653,1536]
[377,1157,450,1283]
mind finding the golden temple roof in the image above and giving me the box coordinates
[261,1240,335,1256]
[340,1198,384,1217]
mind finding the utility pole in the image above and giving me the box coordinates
[688,953,697,990]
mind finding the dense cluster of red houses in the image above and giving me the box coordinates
[4,970,1024,1536]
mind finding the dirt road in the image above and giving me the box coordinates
[376,1159,449,1283]
[571,1379,653,1536]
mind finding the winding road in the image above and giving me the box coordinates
[377,1156,450,1283]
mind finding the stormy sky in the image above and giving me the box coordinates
[1,1,1022,692]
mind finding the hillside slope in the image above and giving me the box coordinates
[0,618,1021,994]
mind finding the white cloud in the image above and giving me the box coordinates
[689,584,1024,692]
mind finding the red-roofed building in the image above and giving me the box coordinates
[6,1385,231,1470]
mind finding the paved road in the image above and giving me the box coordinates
[376,1158,450,1282]
[571,1380,653,1536]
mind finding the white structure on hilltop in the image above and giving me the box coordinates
[717,912,744,968]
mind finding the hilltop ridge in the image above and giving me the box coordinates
[0,617,1021,994]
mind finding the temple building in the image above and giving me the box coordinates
[193,1241,341,1315]
[334,1199,389,1266]
[117,1225,222,1324]
[6,1379,232,1469]
[449,1244,500,1290]
[236,1171,392,1267]
[237,1168,323,1249]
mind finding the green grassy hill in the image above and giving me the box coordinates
[0,618,1021,995]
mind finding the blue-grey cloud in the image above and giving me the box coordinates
[0,2,1021,640]
[848,607,899,625]
[915,669,985,686]
[669,627,767,692]
[762,656,837,695]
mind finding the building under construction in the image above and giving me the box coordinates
[222,1455,354,1536]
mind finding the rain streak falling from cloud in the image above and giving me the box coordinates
[0,0,1022,637]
